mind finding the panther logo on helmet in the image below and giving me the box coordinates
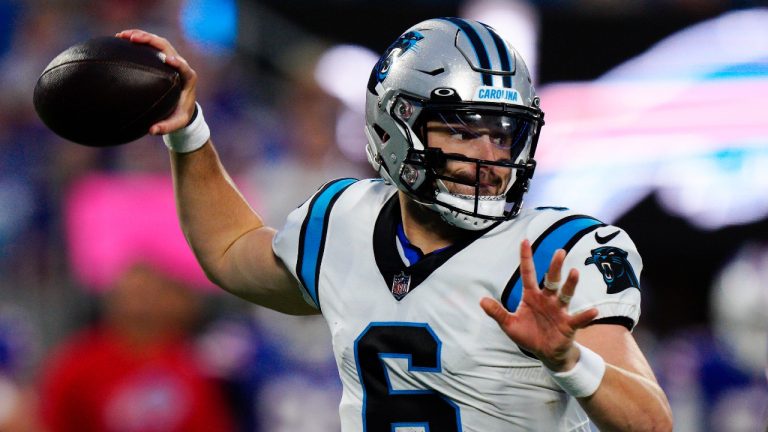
[369,31,424,88]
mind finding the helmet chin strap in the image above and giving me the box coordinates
[428,179,509,230]
[435,205,500,230]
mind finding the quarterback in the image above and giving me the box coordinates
[117,17,672,431]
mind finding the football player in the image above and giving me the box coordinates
[117,17,672,431]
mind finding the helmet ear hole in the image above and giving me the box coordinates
[372,123,390,143]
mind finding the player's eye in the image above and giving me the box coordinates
[449,129,475,141]
[490,133,512,147]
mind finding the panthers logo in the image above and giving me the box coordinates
[367,31,424,92]
[584,247,639,294]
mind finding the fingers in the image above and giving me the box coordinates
[115,29,199,135]
[149,113,189,136]
[116,29,178,57]
[480,297,515,327]
[543,249,565,293]
[521,241,568,297]
[559,268,579,301]
[518,239,588,316]
[568,307,599,329]
[164,54,194,80]
[558,269,597,330]
[115,29,140,39]
[519,239,538,293]
[115,29,196,87]
[149,54,198,135]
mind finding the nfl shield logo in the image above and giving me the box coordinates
[391,271,411,300]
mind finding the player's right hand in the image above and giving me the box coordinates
[115,29,198,136]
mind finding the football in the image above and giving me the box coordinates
[33,36,182,147]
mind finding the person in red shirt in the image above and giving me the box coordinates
[39,263,235,432]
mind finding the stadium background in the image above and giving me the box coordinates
[0,0,766,430]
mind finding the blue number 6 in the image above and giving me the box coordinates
[354,323,462,431]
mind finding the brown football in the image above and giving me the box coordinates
[33,36,182,147]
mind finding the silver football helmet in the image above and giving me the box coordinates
[365,17,544,230]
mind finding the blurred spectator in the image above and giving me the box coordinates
[38,263,235,432]
[0,377,44,431]
[708,242,768,431]
[656,242,768,432]
[244,42,370,226]
[0,305,45,432]
[38,171,236,431]
[198,308,342,432]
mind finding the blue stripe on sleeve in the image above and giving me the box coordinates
[297,178,357,306]
[505,217,603,312]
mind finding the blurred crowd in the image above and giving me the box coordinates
[0,0,369,430]
[0,0,766,431]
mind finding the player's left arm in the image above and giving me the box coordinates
[574,323,673,431]
[481,238,673,431]
[566,226,673,431]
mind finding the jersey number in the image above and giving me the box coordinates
[354,323,461,431]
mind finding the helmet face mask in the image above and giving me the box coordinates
[365,18,544,230]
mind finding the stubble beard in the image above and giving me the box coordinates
[402,193,476,242]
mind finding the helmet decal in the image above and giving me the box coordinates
[472,86,522,104]
[479,23,514,88]
[368,31,424,93]
[440,17,493,86]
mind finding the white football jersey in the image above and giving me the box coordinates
[273,179,642,432]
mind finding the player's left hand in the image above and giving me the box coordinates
[480,239,598,372]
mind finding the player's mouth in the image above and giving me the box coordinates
[446,171,506,196]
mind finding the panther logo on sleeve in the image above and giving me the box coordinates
[584,247,639,294]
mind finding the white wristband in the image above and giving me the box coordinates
[546,342,606,398]
[162,102,210,153]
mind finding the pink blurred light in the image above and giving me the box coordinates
[64,173,215,292]
[536,78,768,171]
